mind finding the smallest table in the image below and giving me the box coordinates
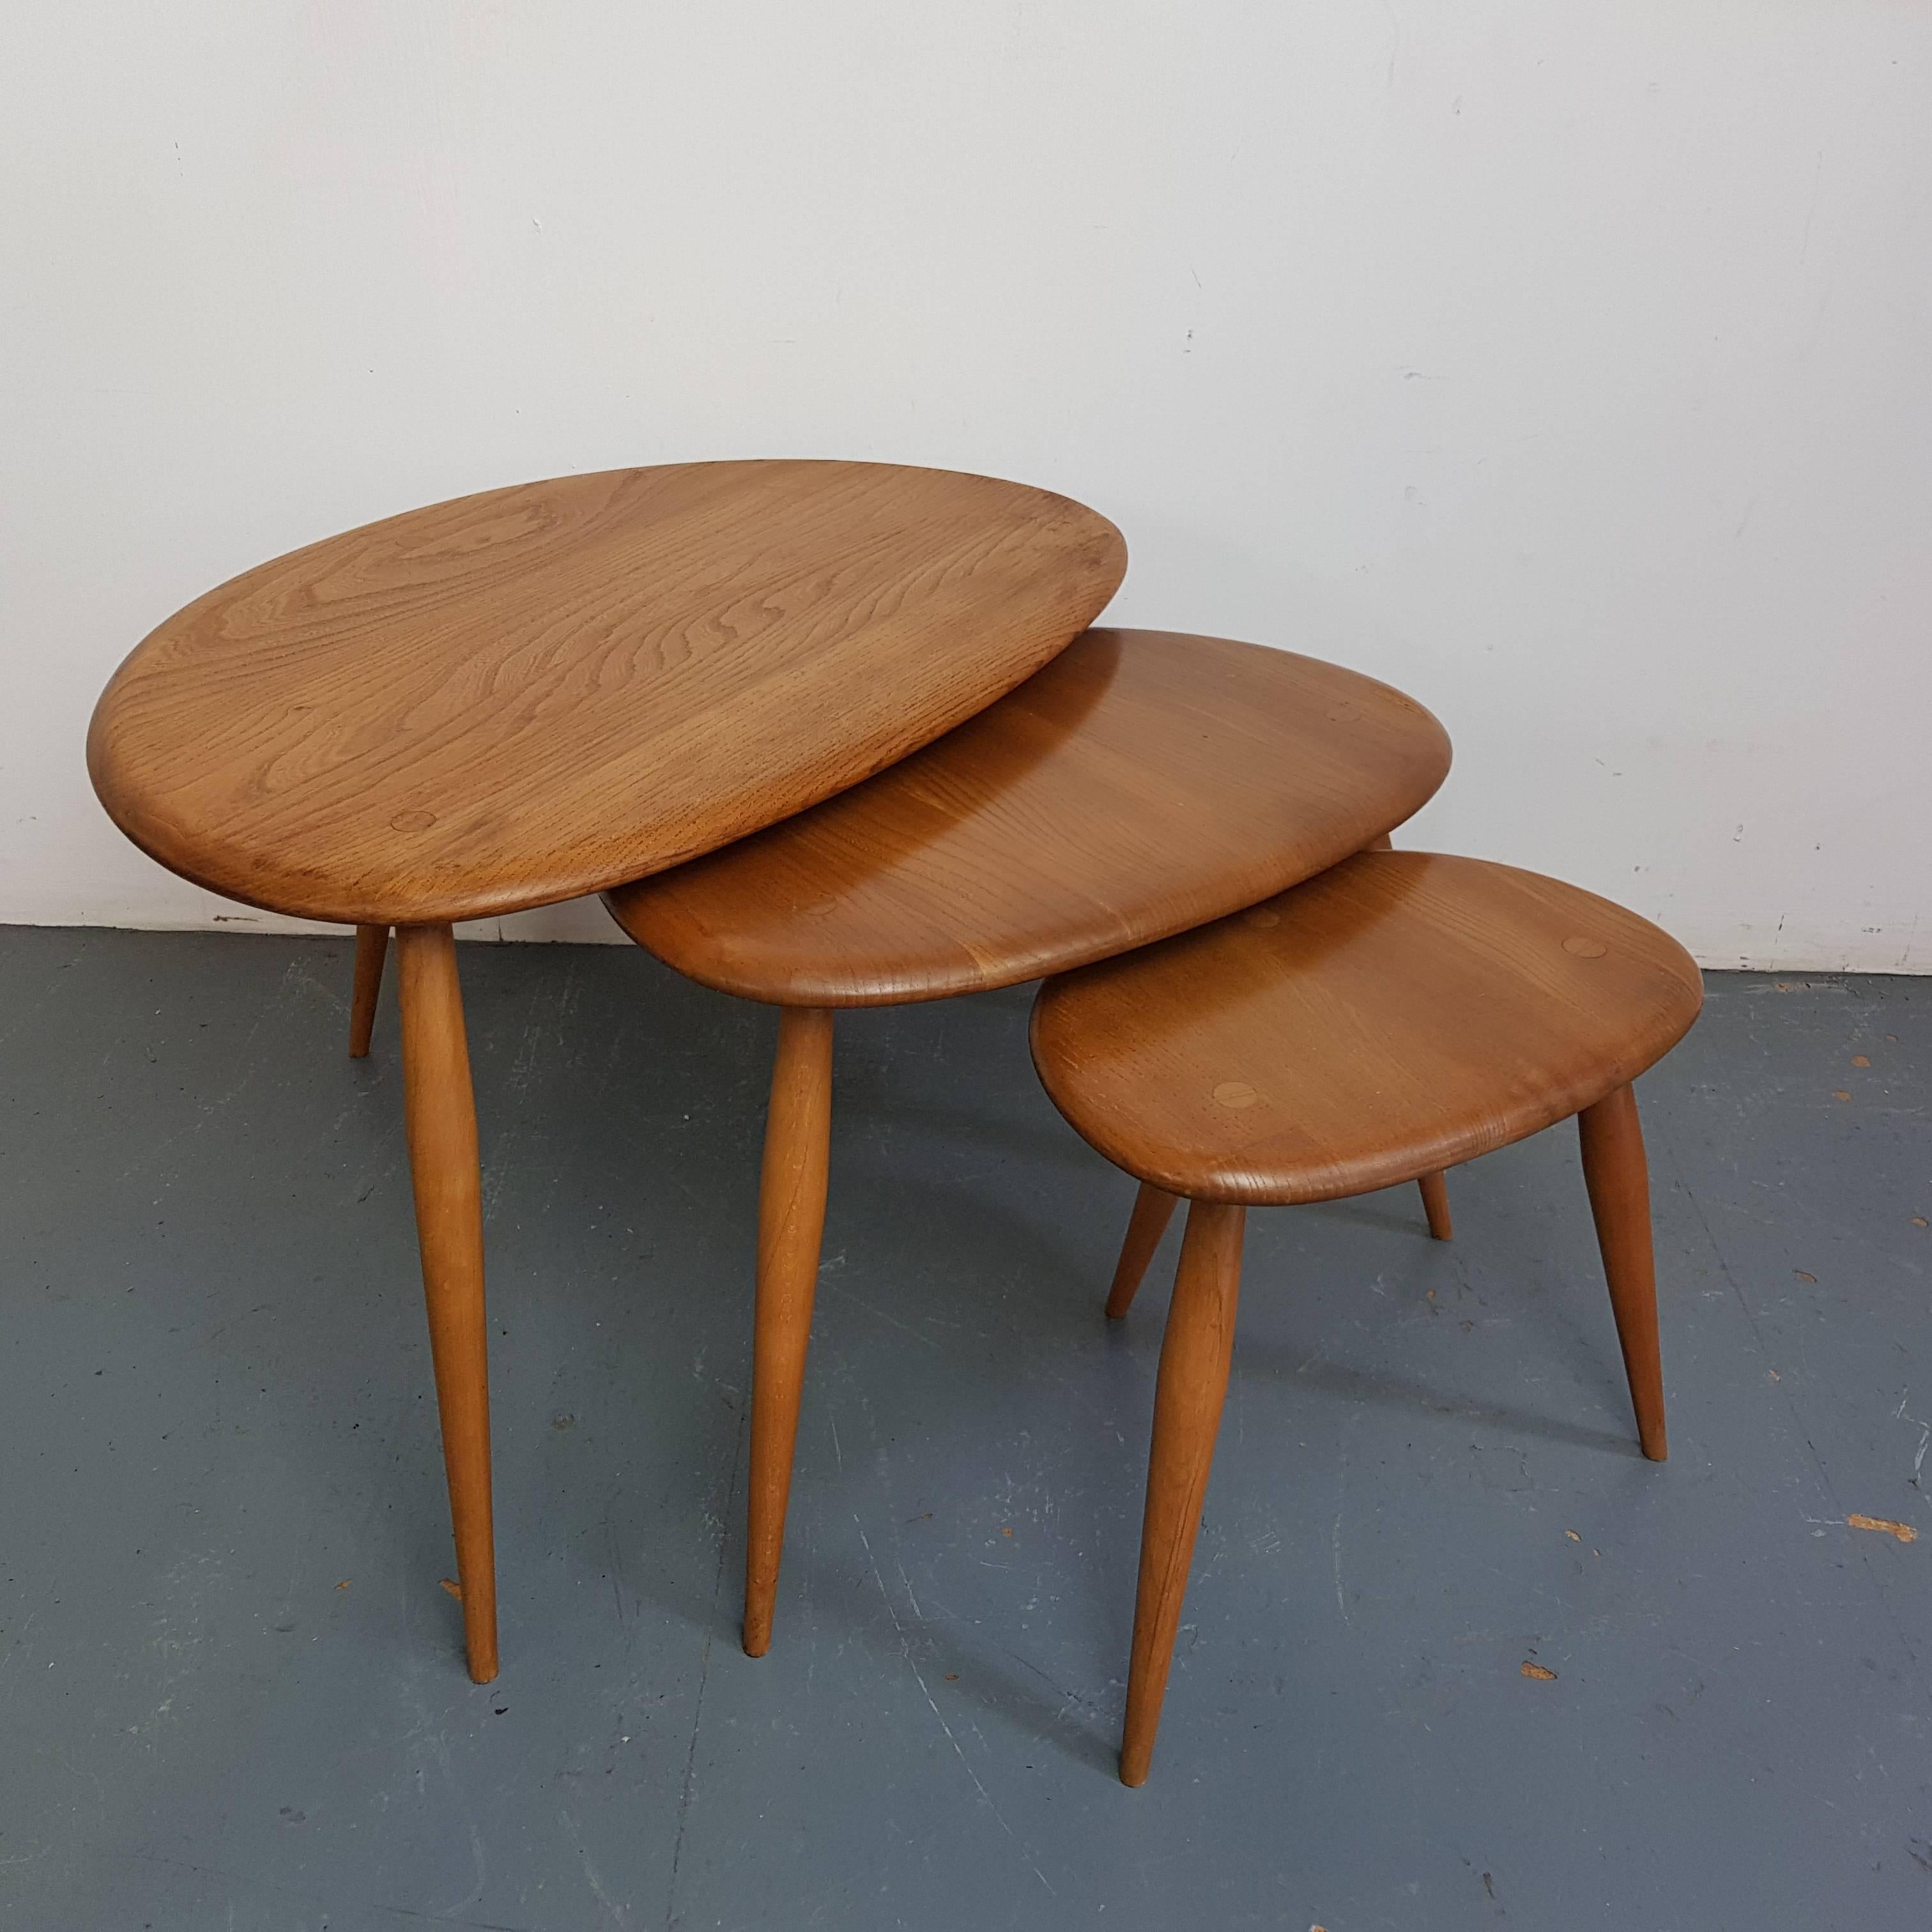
[1030,850,1703,1783]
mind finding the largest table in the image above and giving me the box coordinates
[88,459,1127,1680]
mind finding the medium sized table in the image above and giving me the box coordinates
[605,626,1453,1655]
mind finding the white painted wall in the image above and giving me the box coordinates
[5,3,1928,965]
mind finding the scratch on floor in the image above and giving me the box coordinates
[432,1819,490,1921]
[1894,1392,1931,1491]
[560,1808,630,1926]
[821,1280,940,1351]
[1331,1413,1360,1626]
[664,1411,746,1929]
[1331,1504,1349,1625]
[856,1519,1055,1896]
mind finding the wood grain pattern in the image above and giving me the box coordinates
[604,630,1450,1005]
[89,462,1125,926]
[1031,852,1703,1205]
[1053,859,1694,1781]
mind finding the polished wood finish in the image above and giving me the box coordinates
[394,924,497,1683]
[1121,1200,1245,1788]
[606,630,1450,1005]
[1098,825,1448,1319]
[1031,852,1703,1206]
[744,1008,836,1658]
[1418,1168,1453,1241]
[349,924,388,1058]
[1035,854,1701,1780]
[613,632,1447,1653]
[89,462,1126,928]
[1106,1181,1179,1320]
[89,459,1121,1678]
[1381,834,1457,1239]
[1577,1084,1667,1461]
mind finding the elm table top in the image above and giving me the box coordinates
[88,461,1126,927]
[604,628,1452,1006]
[1030,851,1704,1205]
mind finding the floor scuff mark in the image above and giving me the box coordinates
[1846,1514,1918,1544]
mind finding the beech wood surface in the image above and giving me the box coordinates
[1120,1200,1245,1787]
[1105,1181,1180,1321]
[604,629,1450,1005]
[1578,1084,1669,1460]
[1103,1169,1452,1320]
[1101,1077,1672,1781]
[1032,852,1703,1206]
[349,924,388,1059]
[744,1008,836,1659]
[395,924,497,1683]
[89,461,1125,926]
[1417,1168,1454,1241]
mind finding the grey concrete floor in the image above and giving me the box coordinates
[0,928,1927,1931]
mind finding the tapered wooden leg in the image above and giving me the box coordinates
[1121,1199,1245,1787]
[1577,1084,1667,1462]
[1106,1182,1181,1319]
[1417,1169,1453,1240]
[744,1006,836,1658]
[349,924,389,1057]
[394,923,498,1682]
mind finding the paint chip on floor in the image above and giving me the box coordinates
[1521,1661,1557,1680]
[1846,1514,1917,1544]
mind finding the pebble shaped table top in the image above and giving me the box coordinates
[88,461,1128,927]
[605,627,1452,1005]
[1030,850,1705,1204]
[82,458,1126,1685]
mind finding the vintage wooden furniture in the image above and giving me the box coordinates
[88,460,1126,1682]
[1029,850,1703,1782]
[601,627,1453,1657]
